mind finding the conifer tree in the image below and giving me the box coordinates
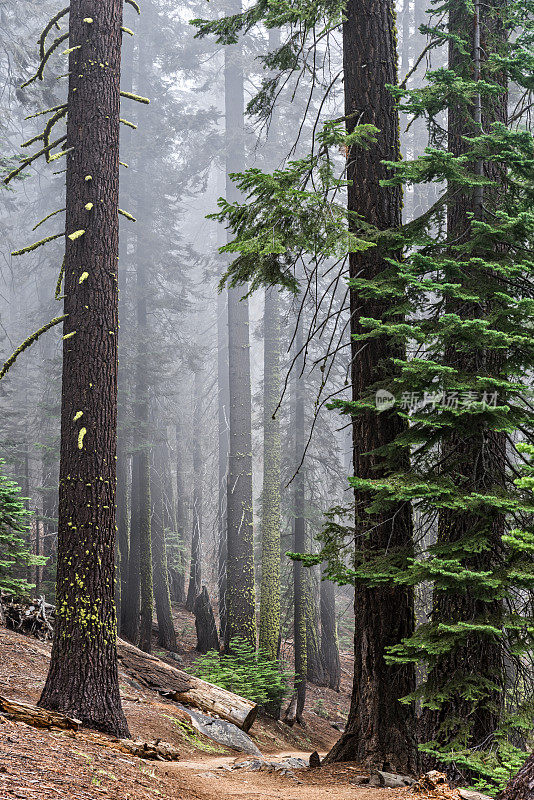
[37,0,131,736]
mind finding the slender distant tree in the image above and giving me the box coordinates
[151,437,177,651]
[186,370,203,611]
[38,0,130,736]
[319,571,341,691]
[216,289,229,638]
[123,452,141,643]
[285,319,307,724]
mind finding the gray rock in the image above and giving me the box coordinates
[458,790,493,800]
[351,776,370,785]
[167,652,184,665]
[369,770,416,788]
[174,704,262,756]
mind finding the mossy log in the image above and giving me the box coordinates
[116,638,257,732]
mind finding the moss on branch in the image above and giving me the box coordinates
[0,315,67,381]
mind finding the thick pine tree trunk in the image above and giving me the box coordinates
[224,1,256,650]
[151,442,177,651]
[499,752,534,800]
[320,572,341,691]
[326,0,416,772]
[421,0,507,755]
[38,0,129,737]
[259,287,281,660]
[186,371,203,611]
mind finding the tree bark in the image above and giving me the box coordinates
[259,287,281,660]
[326,0,416,772]
[194,586,220,654]
[38,0,129,737]
[499,752,534,800]
[186,371,203,612]
[224,0,256,650]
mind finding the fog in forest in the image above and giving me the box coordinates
[1,0,533,794]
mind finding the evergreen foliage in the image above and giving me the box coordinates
[200,0,534,781]
[0,462,42,595]
[192,637,292,707]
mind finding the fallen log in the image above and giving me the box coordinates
[117,638,257,732]
[0,695,81,730]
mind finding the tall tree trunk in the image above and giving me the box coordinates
[217,289,229,638]
[186,371,203,611]
[259,287,281,660]
[320,571,341,691]
[38,0,129,737]
[116,4,135,636]
[326,0,416,772]
[151,439,177,651]
[224,0,256,651]
[421,0,507,755]
[286,320,307,724]
[134,15,153,654]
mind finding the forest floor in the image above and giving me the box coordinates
[0,605,454,800]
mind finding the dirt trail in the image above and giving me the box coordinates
[155,751,407,800]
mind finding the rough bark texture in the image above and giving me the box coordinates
[326,0,416,772]
[194,586,220,654]
[258,287,281,660]
[151,444,177,651]
[38,0,129,737]
[224,0,256,651]
[421,0,507,755]
[186,371,203,612]
[499,752,534,800]
[320,572,341,692]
